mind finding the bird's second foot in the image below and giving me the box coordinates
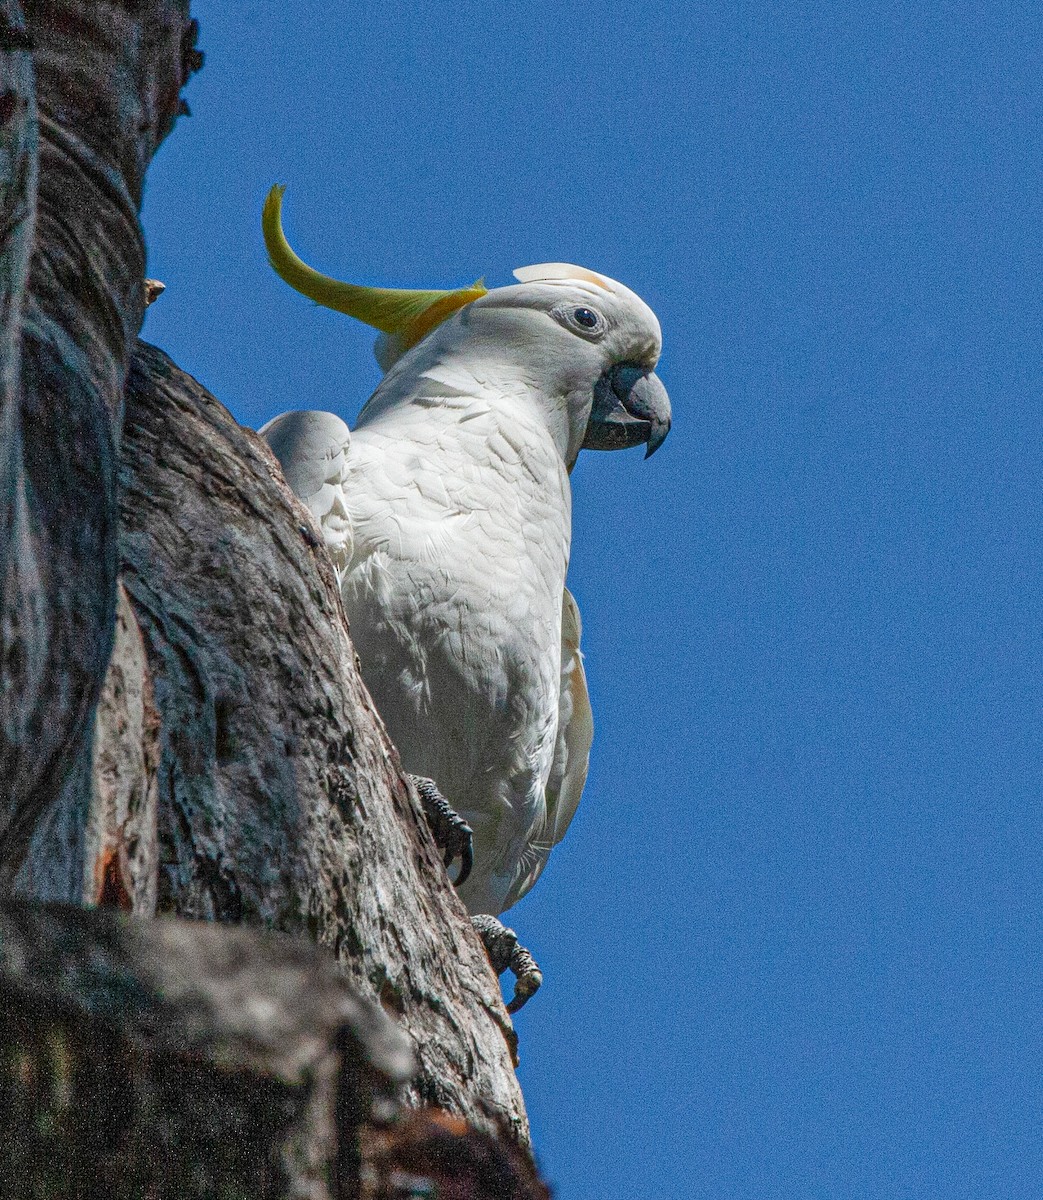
[411,775,473,888]
[471,914,543,1013]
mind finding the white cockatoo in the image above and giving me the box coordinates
[259,187,670,1008]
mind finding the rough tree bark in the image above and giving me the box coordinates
[0,0,191,884]
[0,0,537,1188]
[113,341,524,1130]
[0,898,414,1199]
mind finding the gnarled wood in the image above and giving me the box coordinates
[1,0,538,1173]
[16,584,160,911]
[115,341,528,1139]
[0,0,196,884]
[0,898,413,1199]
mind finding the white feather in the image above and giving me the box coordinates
[512,262,613,291]
[261,267,664,915]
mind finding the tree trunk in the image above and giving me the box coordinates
[0,897,413,1200]
[0,0,536,1185]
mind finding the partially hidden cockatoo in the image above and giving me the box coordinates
[259,186,671,1010]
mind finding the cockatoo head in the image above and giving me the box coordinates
[263,187,671,466]
[460,263,670,464]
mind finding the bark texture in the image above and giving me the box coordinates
[0,0,195,883]
[0,898,413,1199]
[113,342,527,1137]
[16,583,160,909]
[0,0,538,1178]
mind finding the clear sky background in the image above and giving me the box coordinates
[141,4,1041,1196]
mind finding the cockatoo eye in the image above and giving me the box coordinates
[555,303,606,338]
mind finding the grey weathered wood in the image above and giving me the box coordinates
[113,341,528,1138]
[0,0,196,884]
[0,0,48,876]
[0,897,413,1199]
[16,584,160,910]
[1,0,536,1166]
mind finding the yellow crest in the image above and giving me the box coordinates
[262,186,487,355]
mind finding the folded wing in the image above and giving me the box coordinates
[260,410,354,578]
[503,587,593,910]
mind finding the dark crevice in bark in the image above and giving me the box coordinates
[0,0,193,883]
[1,2,542,1188]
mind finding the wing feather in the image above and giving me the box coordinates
[546,587,593,846]
[260,409,354,576]
[504,587,593,908]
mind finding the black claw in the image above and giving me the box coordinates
[506,971,542,1014]
[455,840,473,889]
[411,775,474,889]
[471,915,543,1013]
[504,957,542,1013]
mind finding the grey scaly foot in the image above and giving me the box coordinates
[410,775,474,888]
[471,914,543,1013]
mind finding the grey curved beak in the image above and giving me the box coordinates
[582,364,672,458]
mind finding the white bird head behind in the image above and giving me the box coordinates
[262,186,671,468]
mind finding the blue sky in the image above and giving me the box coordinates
[142,4,1041,1196]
